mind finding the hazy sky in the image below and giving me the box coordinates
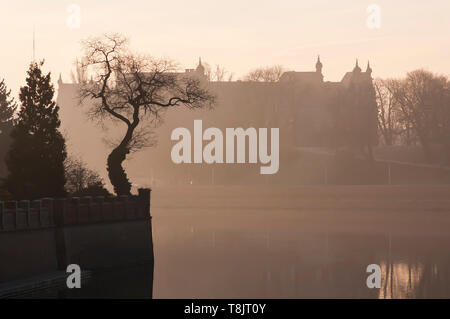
[0,0,448,97]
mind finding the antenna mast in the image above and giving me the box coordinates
[32,25,35,61]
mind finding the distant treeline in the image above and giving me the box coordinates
[1,39,449,198]
[374,70,450,164]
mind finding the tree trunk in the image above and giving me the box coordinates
[107,145,132,195]
[107,123,136,196]
[106,112,139,195]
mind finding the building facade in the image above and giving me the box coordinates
[55,57,377,186]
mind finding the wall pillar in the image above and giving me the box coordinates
[53,198,68,271]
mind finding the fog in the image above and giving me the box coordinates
[152,186,450,298]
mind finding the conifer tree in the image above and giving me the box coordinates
[0,78,17,177]
[6,61,67,199]
[0,78,16,124]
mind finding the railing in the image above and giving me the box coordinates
[0,198,54,231]
[0,188,151,232]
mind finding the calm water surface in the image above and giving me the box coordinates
[20,186,450,298]
[152,186,450,299]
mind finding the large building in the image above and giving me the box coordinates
[56,57,377,187]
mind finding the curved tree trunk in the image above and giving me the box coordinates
[107,126,135,195]
[107,145,131,195]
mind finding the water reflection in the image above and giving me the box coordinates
[16,187,450,299]
[17,263,154,299]
[153,206,450,298]
[379,260,448,299]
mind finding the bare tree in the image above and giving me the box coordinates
[213,65,227,82]
[65,156,105,194]
[203,62,213,81]
[391,70,449,162]
[70,58,88,84]
[203,62,232,82]
[78,34,215,195]
[244,65,285,82]
[374,78,402,146]
[383,78,417,146]
[431,74,450,164]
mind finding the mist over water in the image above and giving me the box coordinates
[152,186,450,298]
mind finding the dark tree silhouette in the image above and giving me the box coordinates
[0,78,17,124]
[0,78,17,177]
[374,78,402,146]
[78,34,215,195]
[243,65,285,82]
[336,72,378,161]
[6,61,67,199]
[391,70,449,162]
[65,155,110,196]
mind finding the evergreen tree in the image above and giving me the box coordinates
[0,78,17,177]
[0,78,17,123]
[6,61,67,199]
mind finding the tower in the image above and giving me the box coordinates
[315,55,323,74]
[366,61,372,77]
[353,59,361,73]
[196,57,205,76]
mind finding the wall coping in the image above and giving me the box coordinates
[0,188,151,232]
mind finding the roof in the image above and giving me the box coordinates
[341,71,372,86]
[279,71,323,84]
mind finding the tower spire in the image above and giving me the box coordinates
[196,57,205,76]
[353,58,361,73]
[315,55,323,73]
